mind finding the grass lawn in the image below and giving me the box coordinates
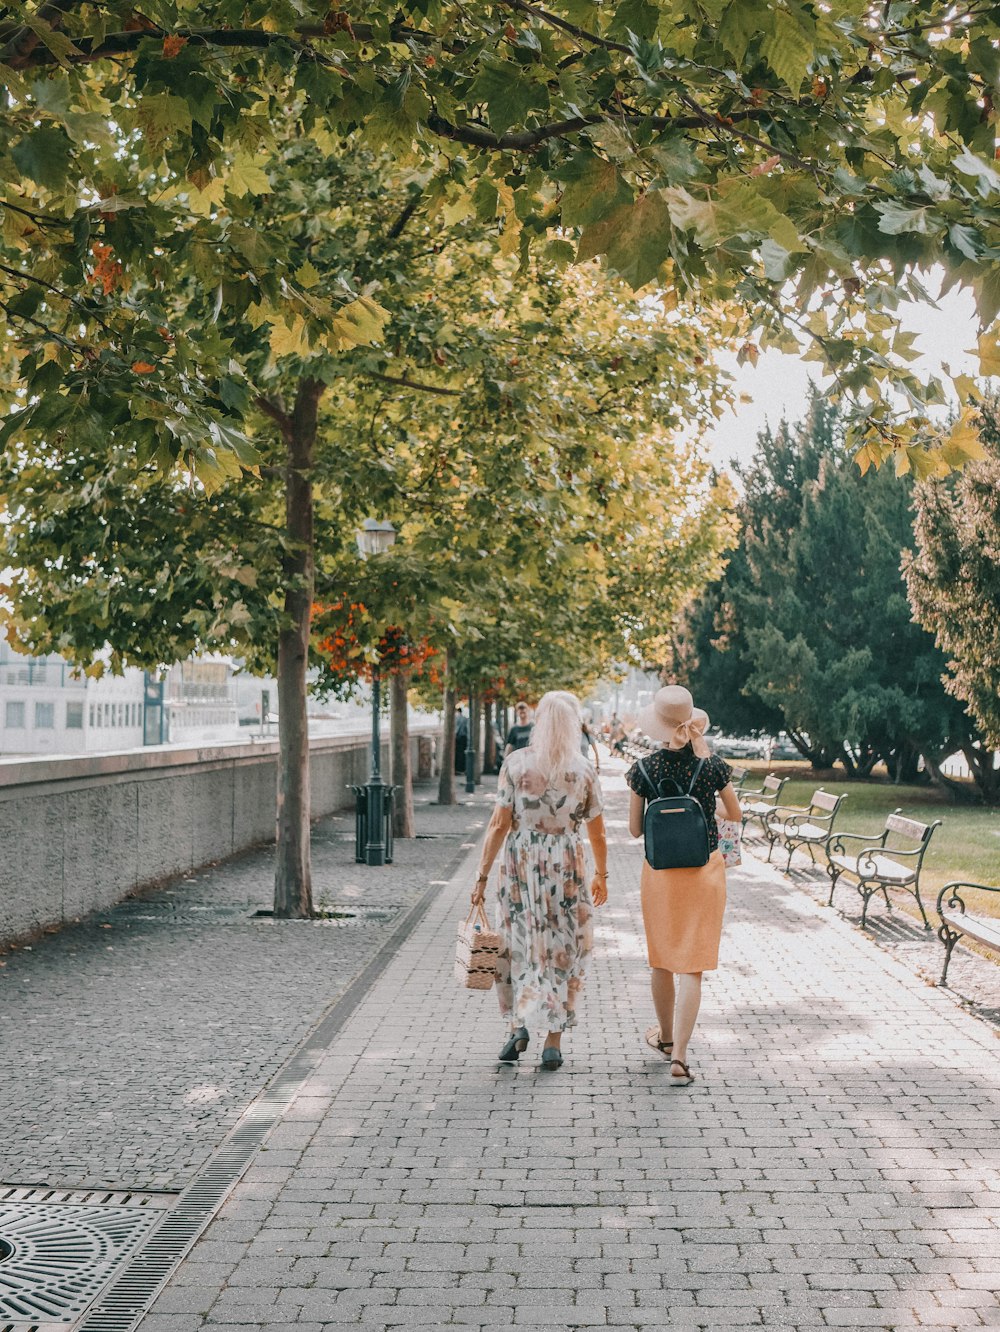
[737,760,1000,920]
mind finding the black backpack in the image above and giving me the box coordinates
[636,757,710,870]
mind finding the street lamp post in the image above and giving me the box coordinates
[356,519,397,866]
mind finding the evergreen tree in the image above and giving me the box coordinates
[904,399,1000,802]
[682,390,977,782]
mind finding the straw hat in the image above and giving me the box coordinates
[637,686,710,755]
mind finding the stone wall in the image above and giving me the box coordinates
[0,731,436,944]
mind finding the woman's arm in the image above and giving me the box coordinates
[585,813,608,906]
[629,789,645,839]
[718,781,742,822]
[471,804,514,904]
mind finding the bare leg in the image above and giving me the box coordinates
[650,967,675,1043]
[543,1031,562,1050]
[672,972,702,1066]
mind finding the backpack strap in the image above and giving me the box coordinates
[635,757,656,799]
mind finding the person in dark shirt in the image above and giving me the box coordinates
[454,707,469,773]
[625,687,742,1089]
[503,701,533,758]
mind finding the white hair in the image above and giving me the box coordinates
[528,690,582,778]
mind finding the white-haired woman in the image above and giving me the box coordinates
[472,690,607,1069]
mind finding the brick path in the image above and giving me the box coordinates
[137,757,1000,1331]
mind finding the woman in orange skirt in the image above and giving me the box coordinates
[626,687,742,1087]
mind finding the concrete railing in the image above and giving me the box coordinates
[0,729,438,945]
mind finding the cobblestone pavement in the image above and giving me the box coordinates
[741,829,1000,1031]
[137,756,1000,1332]
[0,783,492,1192]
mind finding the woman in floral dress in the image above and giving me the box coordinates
[472,691,607,1069]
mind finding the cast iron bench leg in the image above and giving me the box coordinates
[938,921,961,985]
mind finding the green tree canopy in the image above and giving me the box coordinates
[904,397,1000,793]
[678,390,984,786]
[2,145,737,907]
[5,1,1000,473]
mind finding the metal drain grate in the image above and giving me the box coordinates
[105,902,253,926]
[253,903,401,925]
[0,1201,161,1325]
[0,1189,173,1211]
[75,1088,310,1332]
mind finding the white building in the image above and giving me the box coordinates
[0,648,145,756]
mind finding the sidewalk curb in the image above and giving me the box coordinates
[76,825,487,1332]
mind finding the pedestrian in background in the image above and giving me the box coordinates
[626,686,742,1088]
[580,718,600,773]
[473,691,607,1069]
[454,706,469,774]
[502,700,533,758]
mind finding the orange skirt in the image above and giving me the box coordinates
[640,849,727,973]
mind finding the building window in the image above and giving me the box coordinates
[35,701,55,729]
[66,701,84,729]
[5,700,25,728]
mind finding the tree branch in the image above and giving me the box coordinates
[0,0,81,70]
[386,192,422,241]
[255,394,293,442]
[363,371,463,397]
[501,0,632,56]
[2,18,445,68]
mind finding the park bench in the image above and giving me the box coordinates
[728,764,748,790]
[936,881,1000,986]
[762,789,847,871]
[739,773,789,831]
[826,810,941,929]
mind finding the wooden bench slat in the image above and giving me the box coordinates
[942,910,1000,950]
[887,813,930,841]
[812,790,840,812]
[830,853,916,884]
[773,821,828,841]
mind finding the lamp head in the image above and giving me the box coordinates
[356,518,397,558]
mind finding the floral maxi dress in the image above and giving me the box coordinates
[494,749,603,1033]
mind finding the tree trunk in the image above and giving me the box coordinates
[391,669,415,837]
[484,698,496,774]
[438,660,456,805]
[923,750,980,804]
[961,741,1000,805]
[274,379,323,918]
[469,688,481,783]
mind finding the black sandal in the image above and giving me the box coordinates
[498,1026,529,1063]
[670,1059,695,1087]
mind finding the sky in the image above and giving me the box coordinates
[705,281,982,473]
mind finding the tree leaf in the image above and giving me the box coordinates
[11,126,72,190]
[874,201,935,235]
[557,152,633,227]
[468,59,548,135]
[577,191,673,289]
[227,155,271,197]
[762,9,814,93]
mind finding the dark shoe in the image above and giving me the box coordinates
[540,1047,563,1070]
[498,1026,529,1063]
[670,1059,694,1087]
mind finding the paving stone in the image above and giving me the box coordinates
[6,756,1000,1332]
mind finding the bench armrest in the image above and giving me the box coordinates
[827,828,890,854]
[868,844,924,861]
[936,880,1000,916]
[776,810,821,832]
[765,803,809,820]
